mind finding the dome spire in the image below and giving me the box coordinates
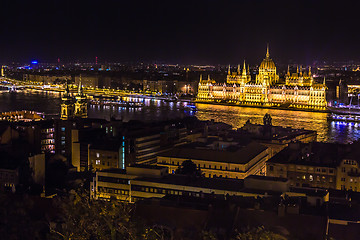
[228,65,231,75]
[242,60,247,75]
[64,79,71,98]
[266,44,270,58]
[78,74,83,95]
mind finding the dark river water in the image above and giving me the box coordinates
[0,90,358,143]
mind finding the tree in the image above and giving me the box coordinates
[234,226,287,240]
[175,160,201,176]
[48,190,139,240]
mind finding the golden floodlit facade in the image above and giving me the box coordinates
[197,46,327,110]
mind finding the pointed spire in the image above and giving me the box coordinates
[247,64,250,74]
[266,44,270,58]
[65,80,70,96]
[287,65,290,75]
[297,65,299,73]
[300,65,303,76]
[78,74,83,95]
[207,74,210,81]
[228,65,231,75]
[309,66,311,75]
[242,60,247,75]
[237,64,240,74]
[323,76,326,85]
[199,74,202,82]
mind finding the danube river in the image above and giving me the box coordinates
[0,90,358,143]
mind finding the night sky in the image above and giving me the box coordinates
[1,0,360,64]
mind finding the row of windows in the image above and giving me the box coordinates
[341,177,358,183]
[341,185,358,191]
[269,165,334,174]
[343,160,357,166]
[165,161,242,172]
[0,173,16,180]
[132,185,211,198]
[98,187,129,195]
[98,176,129,184]
[292,174,333,183]
[341,167,359,173]
[94,160,117,167]
[132,185,183,196]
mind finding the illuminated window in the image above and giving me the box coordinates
[96,160,100,165]
[96,153,100,158]
[309,175,313,181]
[302,175,306,180]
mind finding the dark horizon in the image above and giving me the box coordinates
[2,0,360,65]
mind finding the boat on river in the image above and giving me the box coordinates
[184,104,197,112]
[90,99,144,108]
[328,105,360,116]
[327,113,360,123]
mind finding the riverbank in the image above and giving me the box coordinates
[194,100,330,114]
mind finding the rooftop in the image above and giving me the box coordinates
[158,141,267,164]
[134,174,245,192]
[268,142,346,167]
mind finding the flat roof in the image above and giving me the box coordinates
[158,141,267,164]
[133,174,245,192]
[268,142,344,167]
[129,164,166,170]
[246,175,288,183]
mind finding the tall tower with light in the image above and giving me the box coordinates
[74,76,88,118]
[60,81,74,120]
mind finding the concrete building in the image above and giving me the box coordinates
[90,165,329,207]
[88,141,123,171]
[157,141,269,179]
[266,141,360,192]
[28,153,45,188]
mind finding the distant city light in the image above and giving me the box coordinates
[31,60,38,64]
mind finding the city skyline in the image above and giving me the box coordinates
[1,0,360,64]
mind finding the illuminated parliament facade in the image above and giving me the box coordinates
[197,46,327,110]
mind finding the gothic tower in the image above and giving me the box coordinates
[74,76,88,118]
[60,81,74,120]
[256,44,279,86]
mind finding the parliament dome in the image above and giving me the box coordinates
[259,46,276,70]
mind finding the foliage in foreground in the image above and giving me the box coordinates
[234,226,287,240]
[49,190,139,240]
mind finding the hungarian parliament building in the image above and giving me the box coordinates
[196,46,327,110]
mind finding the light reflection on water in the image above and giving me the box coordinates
[0,91,358,143]
[195,103,360,143]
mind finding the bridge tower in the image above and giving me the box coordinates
[60,81,74,120]
[74,76,88,118]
